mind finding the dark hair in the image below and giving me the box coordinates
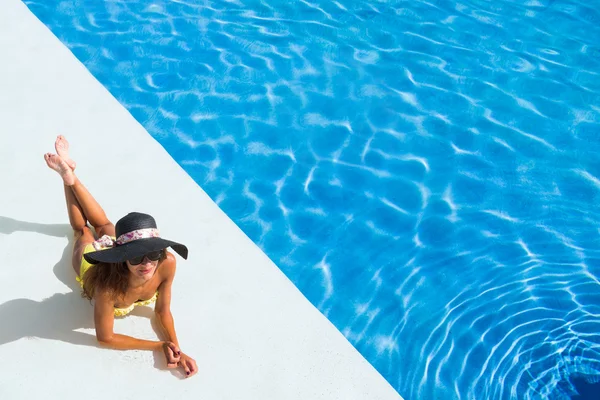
[81,250,167,302]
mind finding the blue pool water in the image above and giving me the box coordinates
[24,0,600,398]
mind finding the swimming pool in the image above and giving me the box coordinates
[23,0,600,398]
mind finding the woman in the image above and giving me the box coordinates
[44,135,197,378]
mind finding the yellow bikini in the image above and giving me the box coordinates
[78,241,158,317]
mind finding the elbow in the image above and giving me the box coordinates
[96,334,114,348]
[155,309,172,319]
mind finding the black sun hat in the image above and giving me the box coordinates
[83,212,188,264]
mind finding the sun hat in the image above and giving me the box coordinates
[83,212,188,264]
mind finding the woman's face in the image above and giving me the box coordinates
[126,252,161,281]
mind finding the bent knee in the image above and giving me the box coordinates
[95,222,115,238]
[74,225,94,240]
[73,226,95,244]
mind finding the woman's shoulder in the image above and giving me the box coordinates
[158,251,177,281]
[93,286,117,306]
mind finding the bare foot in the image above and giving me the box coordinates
[44,153,76,186]
[55,135,76,170]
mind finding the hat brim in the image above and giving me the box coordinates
[83,237,188,264]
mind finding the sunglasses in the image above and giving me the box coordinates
[128,250,163,265]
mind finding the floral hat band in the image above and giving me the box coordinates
[116,228,160,245]
[92,228,160,251]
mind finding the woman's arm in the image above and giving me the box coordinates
[93,290,164,351]
[154,253,179,346]
[154,253,197,377]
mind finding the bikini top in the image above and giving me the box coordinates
[114,292,159,317]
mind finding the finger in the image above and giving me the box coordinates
[164,346,180,364]
[169,346,180,359]
[167,361,178,369]
[167,350,180,364]
[168,341,180,352]
[168,342,181,356]
[188,360,198,377]
[182,361,191,377]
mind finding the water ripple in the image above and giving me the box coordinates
[23,0,600,398]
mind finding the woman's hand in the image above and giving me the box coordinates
[162,342,197,378]
[162,341,181,368]
[178,353,198,378]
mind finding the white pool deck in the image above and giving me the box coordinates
[0,1,402,399]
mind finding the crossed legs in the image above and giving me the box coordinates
[44,135,116,276]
